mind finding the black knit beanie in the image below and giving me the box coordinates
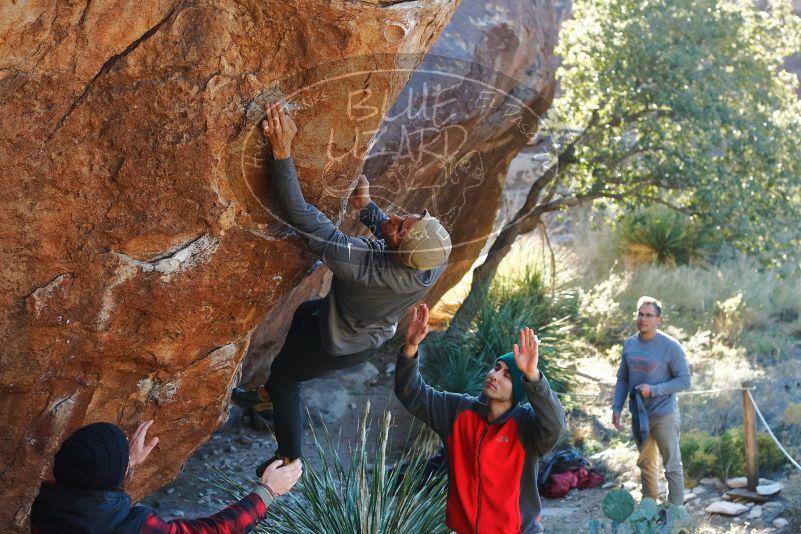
[53,422,129,491]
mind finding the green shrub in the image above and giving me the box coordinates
[680,431,719,481]
[784,403,801,426]
[615,205,716,267]
[420,336,488,395]
[756,433,788,476]
[582,438,604,456]
[718,427,787,479]
[781,404,801,460]
[680,428,788,480]
[207,408,449,534]
[427,266,576,395]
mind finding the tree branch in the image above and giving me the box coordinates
[533,178,660,215]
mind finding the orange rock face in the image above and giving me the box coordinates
[0,0,460,527]
[240,0,558,380]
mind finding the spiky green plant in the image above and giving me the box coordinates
[207,405,448,534]
[426,266,576,395]
[615,205,716,267]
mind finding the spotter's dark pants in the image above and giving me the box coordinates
[265,299,378,459]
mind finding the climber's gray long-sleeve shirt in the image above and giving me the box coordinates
[268,156,446,355]
[612,330,691,417]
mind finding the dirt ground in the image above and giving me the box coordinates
[142,342,797,533]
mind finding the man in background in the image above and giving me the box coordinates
[612,296,691,505]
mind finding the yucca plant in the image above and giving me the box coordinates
[615,205,716,267]
[207,404,449,534]
[420,336,488,395]
[426,266,576,395]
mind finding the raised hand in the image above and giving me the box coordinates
[128,420,159,468]
[261,102,297,160]
[260,459,303,496]
[513,327,540,381]
[349,174,371,209]
[402,303,430,358]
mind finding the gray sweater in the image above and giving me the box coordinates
[612,331,691,418]
[268,157,446,355]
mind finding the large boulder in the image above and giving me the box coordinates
[362,0,559,304]
[240,0,559,382]
[0,0,459,526]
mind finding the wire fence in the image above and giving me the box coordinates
[556,382,801,472]
[747,389,801,472]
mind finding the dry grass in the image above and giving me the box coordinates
[567,222,801,362]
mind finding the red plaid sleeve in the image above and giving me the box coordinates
[139,492,268,534]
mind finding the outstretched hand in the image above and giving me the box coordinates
[513,327,541,381]
[261,102,297,160]
[261,459,303,497]
[402,303,430,359]
[349,174,371,209]
[128,420,159,468]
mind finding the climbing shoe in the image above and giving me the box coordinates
[256,452,296,478]
[232,385,274,429]
[232,385,271,407]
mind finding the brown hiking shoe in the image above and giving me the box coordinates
[255,452,296,478]
[232,386,274,429]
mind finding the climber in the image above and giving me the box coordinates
[394,303,566,534]
[30,420,302,533]
[234,101,451,471]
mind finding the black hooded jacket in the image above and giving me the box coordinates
[31,483,148,534]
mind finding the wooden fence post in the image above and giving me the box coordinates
[742,381,758,492]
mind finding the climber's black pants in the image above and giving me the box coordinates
[265,299,378,459]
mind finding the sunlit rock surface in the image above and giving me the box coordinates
[0,0,459,526]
